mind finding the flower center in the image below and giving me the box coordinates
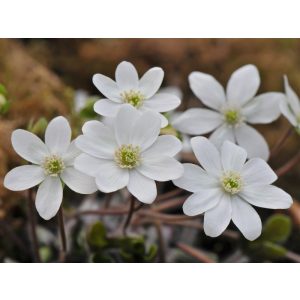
[115,144,141,169]
[224,109,242,126]
[120,90,145,108]
[43,155,65,176]
[221,171,243,194]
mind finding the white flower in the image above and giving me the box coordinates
[4,116,97,220]
[92,61,181,127]
[280,75,300,131]
[173,65,284,160]
[173,137,292,241]
[74,105,183,204]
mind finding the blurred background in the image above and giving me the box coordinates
[1,39,300,263]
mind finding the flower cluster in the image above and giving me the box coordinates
[4,61,296,241]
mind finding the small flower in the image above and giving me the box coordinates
[74,105,184,204]
[173,65,284,160]
[4,116,97,220]
[92,61,181,127]
[280,75,300,133]
[173,137,292,241]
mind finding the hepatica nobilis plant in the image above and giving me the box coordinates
[3,61,298,262]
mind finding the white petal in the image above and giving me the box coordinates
[183,188,223,216]
[232,196,262,241]
[127,170,157,204]
[204,193,232,237]
[81,120,117,154]
[92,73,122,102]
[188,71,226,110]
[115,61,139,90]
[240,185,292,209]
[280,100,297,126]
[137,156,183,181]
[45,116,71,155]
[115,104,140,145]
[142,135,182,158]
[158,113,168,128]
[172,108,223,135]
[12,129,49,164]
[173,163,219,193]
[191,136,222,176]
[226,65,260,106]
[74,154,106,177]
[209,125,235,148]
[221,140,247,172]
[63,140,81,166]
[242,92,283,124]
[130,111,161,151]
[94,99,122,117]
[4,166,45,191]
[234,124,269,160]
[284,75,300,115]
[242,158,277,186]
[35,176,63,220]
[76,134,115,159]
[143,93,181,112]
[139,67,164,98]
[60,167,97,194]
[94,160,129,193]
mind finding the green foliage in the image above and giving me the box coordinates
[246,214,292,261]
[86,221,157,263]
[0,84,8,97]
[0,83,10,115]
[39,246,52,262]
[86,222,109,250]
[78,97,98,119]
[120,236,157,263]
[262,214,291,243]
[27,117,48,136]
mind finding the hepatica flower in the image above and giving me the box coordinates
[4,117,97,220]
[92,61,181,127]
[173,65,284,160]
[280,75,300,132]
[173,137,292,241]
[74,105,183,204]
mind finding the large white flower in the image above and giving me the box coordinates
[74,105,183,204]
[173,65,284,160]
[92,61,181,127]
[173,137,292,241]
[280,75,300,132]
[4,116,97,220]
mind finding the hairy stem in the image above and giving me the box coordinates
[27,189,41,263]
[270,126,293,158]
[122,196,136,235]
[57,206,67,262]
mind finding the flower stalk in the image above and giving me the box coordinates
[27,189,41,263]
[57,206,67,262]
[270,126,293,158]
[122,196,136,235]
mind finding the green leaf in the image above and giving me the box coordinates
[0,84,8,97]
[86,222,108,249]
[144,245,158,262]
[39,246,52,262]
[79,98,98,119]
[29,117,48,135]
[262,214,292,243]
[261,241,287,259]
